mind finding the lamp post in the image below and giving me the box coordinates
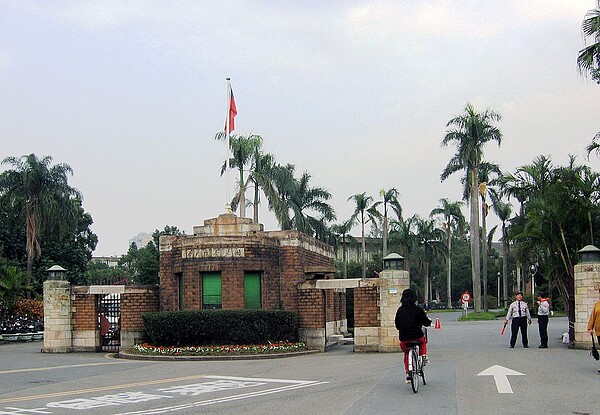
[530,264,537,297]
[497,272,501,307]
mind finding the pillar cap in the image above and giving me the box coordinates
[578,245,600,263]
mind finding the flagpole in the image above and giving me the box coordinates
[225,78,232,213]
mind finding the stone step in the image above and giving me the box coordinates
[341,337,355,345]
[327,334,344,343]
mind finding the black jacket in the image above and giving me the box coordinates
[395,305,432,341]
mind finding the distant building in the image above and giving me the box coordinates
[129,232,152,249]
[335,236,382,263]
[90,256,120,268]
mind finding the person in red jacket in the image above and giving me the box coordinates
[395,288,432,383]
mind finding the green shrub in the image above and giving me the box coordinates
[142,309,298,347]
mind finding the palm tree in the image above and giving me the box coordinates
[441,103,502,313]
[388,215,418,273]
[215,133,263,218]
[247,149,280,225]
[281,171,336,237]
[585,131,600,160]
[348,193,380,278]
[430,198,465,307]
[0,266,32,310]
[576,165,600,244]
[0,154,81,280]
[577,3,600,83]
[414,216,445,303]
[373,188,402,256]
[477,163,501,311]
[492,200,512,308]
[330,218,355,278]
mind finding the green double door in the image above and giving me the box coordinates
[202,272,261,309]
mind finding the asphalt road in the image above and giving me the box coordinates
[1,312,598,415]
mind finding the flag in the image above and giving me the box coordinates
[225,88,237,133]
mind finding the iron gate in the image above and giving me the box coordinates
[98,293,121,352]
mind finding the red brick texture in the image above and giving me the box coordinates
[73,291,96,331]
[120,287,160,331]
[354,286,379,327]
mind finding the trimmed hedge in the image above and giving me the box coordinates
[142,309,299,347]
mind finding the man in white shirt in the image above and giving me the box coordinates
[536,293,550,348]
[505,292,532,348]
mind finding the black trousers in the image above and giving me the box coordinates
[510,317,528,347]
[538,315,549,347]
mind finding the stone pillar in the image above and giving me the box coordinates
[378,268,410,352]
[574,246,600,349]
[43,280,73,353]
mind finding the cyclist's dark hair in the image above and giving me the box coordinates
[400,288,418,308]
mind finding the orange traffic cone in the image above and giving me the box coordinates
[434,317,441,329]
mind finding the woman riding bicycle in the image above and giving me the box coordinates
[395,288,432,383]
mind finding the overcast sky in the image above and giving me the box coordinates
[1,1,599,256]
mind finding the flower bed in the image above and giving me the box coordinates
[131,341,307,357]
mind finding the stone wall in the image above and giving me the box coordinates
[574,262,600,348]
[43,280,73,353]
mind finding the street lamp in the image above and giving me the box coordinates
[497,272,501,307]
[530,264,538,297]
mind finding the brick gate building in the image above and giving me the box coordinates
[158,212,346,350]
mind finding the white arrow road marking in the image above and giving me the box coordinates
[477,365,525,394]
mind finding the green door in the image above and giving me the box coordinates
[202,272,222,309]
[244,273,261,309]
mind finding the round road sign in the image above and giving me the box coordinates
[461,292,471,303]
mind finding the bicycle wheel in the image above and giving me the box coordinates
[410,348,420,393]
[419,355,426,386]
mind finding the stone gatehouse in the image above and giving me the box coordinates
[158,212,346,350]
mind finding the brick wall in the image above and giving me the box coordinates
[120,286,160,331]
[354,286,379,327]
[297,288,324,328]
[72,289,97,331]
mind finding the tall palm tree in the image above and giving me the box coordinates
[331,218,354,278]
[330,218,355,278]
[414,216,445,303]
[492,200,512,308]
[430,198,465,307]
[388,215,418,273]
[247,149,280,225]
[441,103,502,313]
[577,3,600,83]
[348,193,380,278]
[283,171,336,237]
[477,163,501,311]
[215,133,263,218]
[0,154,81,280]
[373,188,402,257]
[270,163,296,230]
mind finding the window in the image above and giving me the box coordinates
[202,272,222,309]
[244,272,261,309]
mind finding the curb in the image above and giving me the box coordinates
[115,349,320,361]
